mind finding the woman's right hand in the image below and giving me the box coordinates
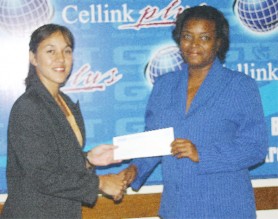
[119,165,137,186]
[99,173,127,201]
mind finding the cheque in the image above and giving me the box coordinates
[113,127,174,160]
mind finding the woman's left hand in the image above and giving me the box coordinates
[171,138,199,162]
[86,144,122,166]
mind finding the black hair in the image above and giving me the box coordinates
[25,24,74,87]
[172,5,230,62]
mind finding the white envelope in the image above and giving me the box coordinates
[113,127,174,160]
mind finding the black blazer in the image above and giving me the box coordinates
[2,76,99,219]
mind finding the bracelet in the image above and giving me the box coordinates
[85,152,94,168]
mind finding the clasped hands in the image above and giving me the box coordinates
[86,138,198,201]
[86,144,137,202]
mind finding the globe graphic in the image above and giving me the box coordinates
[236,0,278,33]
[0,0,53,36]
[145,46,184,84]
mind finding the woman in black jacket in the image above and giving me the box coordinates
[1,24,126,219]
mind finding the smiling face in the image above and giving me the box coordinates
[29,31,73,93]
[180,19,220,71]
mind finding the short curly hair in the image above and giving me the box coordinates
[172,5,230,62]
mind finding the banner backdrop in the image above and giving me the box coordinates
[0,0,277,194]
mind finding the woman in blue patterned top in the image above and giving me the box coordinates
[121,5,268,219]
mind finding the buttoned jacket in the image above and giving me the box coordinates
[2,76,99,219]
[131,59,268,219]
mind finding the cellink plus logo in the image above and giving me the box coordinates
[0,0,53,36]
[234,0,278,33]
[62,0,206,30]
[62,64,123,93]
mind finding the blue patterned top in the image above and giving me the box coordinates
[131,59,268,219]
